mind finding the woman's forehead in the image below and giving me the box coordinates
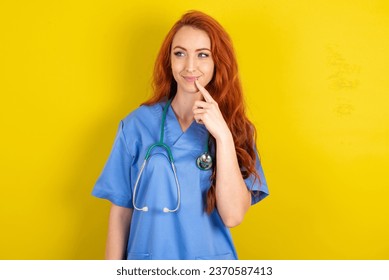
[172,26,211,50]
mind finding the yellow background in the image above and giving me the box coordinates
[1,0,388,259]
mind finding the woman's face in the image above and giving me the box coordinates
[171,25,214,96]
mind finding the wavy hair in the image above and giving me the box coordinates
[143,10,260,213]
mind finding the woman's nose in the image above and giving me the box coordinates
[185,56,196,72]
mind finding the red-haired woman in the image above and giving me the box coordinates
[92,10,269,260]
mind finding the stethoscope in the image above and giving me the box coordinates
[132,99,213,213]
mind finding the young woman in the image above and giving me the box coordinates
[92,10,269,260]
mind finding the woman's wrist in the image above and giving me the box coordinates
[215,128,234,147]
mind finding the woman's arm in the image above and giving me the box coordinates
[105,204,133,259]
[193,80,251,228]
[214,132,251,228]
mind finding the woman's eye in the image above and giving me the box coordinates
[198,52,209,58]
[174,51,185,57]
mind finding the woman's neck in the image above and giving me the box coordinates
[171,91,202,132]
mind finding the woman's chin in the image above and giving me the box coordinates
[177,85,199,95]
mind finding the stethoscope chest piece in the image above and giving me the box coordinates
[196,152,213,170]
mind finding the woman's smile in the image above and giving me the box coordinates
[182,75,200,83]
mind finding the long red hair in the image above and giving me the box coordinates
[143,10,260,213]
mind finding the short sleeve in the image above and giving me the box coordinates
[92,121,133,208]
[244,148,269,205]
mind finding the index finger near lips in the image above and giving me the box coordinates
[195,79,214,103]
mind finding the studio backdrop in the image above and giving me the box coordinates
[1,0,388,259]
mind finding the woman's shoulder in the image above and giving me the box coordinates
[121,101,166,131]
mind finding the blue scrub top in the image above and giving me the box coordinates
[92,101,269,260]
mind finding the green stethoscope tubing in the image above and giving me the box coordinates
[132,99,213,213]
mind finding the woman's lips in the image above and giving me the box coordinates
[183,76,198,83]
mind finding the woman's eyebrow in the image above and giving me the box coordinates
[173,46,211,51]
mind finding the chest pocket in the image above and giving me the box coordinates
[199,167,212,191]
[188,149,213,193]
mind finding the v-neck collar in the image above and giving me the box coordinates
[169,103,196,134]
[159,101,208,151]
